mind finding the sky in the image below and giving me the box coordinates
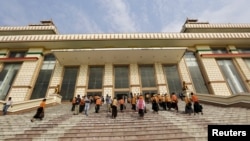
[1,0,250,34]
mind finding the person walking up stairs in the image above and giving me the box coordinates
[191,92,203,115]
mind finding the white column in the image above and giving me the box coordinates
[130,64,141,94]
[103,64,113,98]
[75,65,88,97]
[47,61,64,96]
[155,63,168,94]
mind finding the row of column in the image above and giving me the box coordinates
[4,45,250,101]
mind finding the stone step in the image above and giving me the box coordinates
[1,102,249,141]
[4,133,207,141]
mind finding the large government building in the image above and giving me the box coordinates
[0,19,250,106]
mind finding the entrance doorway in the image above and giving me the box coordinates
[114,92,129,101]
[87,92,102,103]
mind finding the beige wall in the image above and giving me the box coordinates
[4,46,250,101]
[196,45,232,96]
[229,45,250,91]
[9,48,44,101]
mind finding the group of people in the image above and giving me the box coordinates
[67,89,203,120]
[28,90,202,123]
[110,94,146,119]
[151,92,179,113]
[142,91,203,116]
[71,94,91,116]
[2,81,202,122]
[185,92,203,115]
[182,81,203,115]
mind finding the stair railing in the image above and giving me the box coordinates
[196,93,250,108]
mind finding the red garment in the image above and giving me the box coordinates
[138,99,144,109]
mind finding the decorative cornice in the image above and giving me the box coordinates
[185,23,250,28]
[0,33,250,42]
[0,26,58,33]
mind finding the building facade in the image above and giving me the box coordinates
[0,19,250,102]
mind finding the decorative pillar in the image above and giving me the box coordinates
[178,58,194,91]
[130,64,141,94]
[47,60,64,96]
[154,63,168,94]
[75,65,88,97]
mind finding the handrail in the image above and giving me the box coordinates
[0,94,62,113]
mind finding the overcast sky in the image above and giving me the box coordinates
[1,0,250,34]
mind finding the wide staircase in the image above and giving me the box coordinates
[0,100,249,141]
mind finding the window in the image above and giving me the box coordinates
[139,65,156,87]
[88,66,104,89]
[114,66,129,88]
[60,67,79,100]
[185,52,209,94]
[0,63,21,100]
[9,51,26,58]
[211,48,228,54]
[217,59,248,94]
[163,65,182,94]
[31,54,56,99]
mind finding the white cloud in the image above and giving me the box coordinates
[196,0,250,23]
[99,0,137,33]
[157,0,250,32]
[1,0,250,34]
[0,1,31,26]
[161,21,184,32]
[57,3,103,34]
